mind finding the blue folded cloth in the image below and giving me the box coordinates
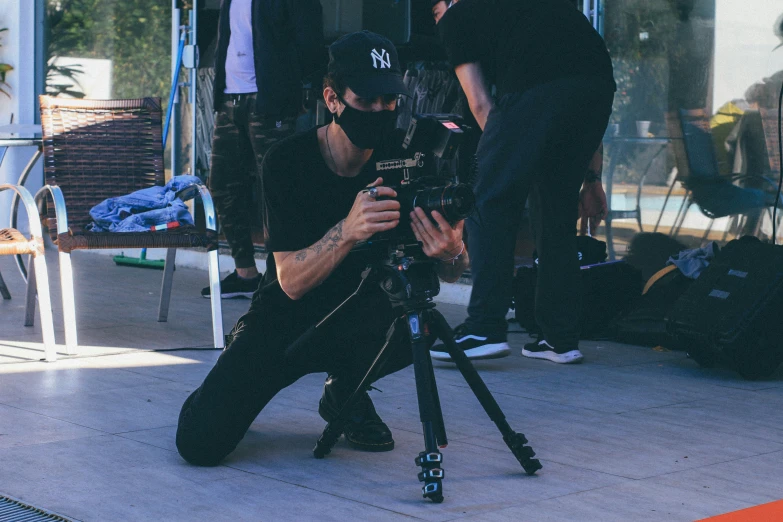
[667,242,720,279]
[87,175,199,233]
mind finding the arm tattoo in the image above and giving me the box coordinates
[294,220,345,262]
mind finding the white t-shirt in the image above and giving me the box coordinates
[224,0,257,94]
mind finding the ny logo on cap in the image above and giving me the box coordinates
[370,48,391,69]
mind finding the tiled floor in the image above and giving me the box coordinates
[1,252,782,521]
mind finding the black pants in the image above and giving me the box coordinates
[465,76,614,349]
[209,94,296,268]
[176,292,417,466]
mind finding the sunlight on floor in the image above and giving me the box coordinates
[0,341,202,371]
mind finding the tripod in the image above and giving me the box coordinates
[303,259,542,503]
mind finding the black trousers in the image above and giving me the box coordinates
[209,94,296,268]
[465,76,614,349]
[176,291,417,466]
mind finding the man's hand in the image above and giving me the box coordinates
[409,207,464,261]
[579,180,608,235]
[343,177,401,243]
[579,145,607,235]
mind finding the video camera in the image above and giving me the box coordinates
[362,114,476,254]
[352,114,476,301]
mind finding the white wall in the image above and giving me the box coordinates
[49,57,113,99]
[0,1,40,231]
[714,0,783,112]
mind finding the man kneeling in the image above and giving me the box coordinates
[176,31,468,466]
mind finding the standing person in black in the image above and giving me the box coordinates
[201,0,326,299]
[429,0,616,364]
[177,31,468,466]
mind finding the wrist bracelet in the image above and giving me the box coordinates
[441,241,465,264]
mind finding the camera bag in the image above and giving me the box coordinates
[666,236,783,380]
[514,259,643,340]
[608,265,694,348]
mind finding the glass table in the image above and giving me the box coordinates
[1,123,42,157]
[602,135,672,260]
[0,124,43,187]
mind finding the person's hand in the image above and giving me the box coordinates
[343,177,401,243]
[409,207,464,261]
[432,1,448,23]
[579,180,608,235]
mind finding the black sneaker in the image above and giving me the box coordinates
[429,323,511,362]
[200,271,261,299]
[521,339,584,364]
[318,389,394,452]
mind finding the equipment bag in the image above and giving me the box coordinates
[514,260,643,340]
[666,236,783,380]
[609,265,694,348]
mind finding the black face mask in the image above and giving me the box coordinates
[333,96,398,150]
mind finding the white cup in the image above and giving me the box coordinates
[636,120,651,138]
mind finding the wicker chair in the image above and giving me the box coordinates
[32,96,224,354]
[0,184,57,361]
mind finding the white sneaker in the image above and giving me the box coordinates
[521,340,584,364]
[430,324,511,362]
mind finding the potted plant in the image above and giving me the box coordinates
[0,27,12,98]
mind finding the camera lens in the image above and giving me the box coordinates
[413,184,475,222]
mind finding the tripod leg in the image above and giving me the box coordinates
[430,310,542,475]
[407,311,445,503]
[313,317,402,459]
[426,349,448,448]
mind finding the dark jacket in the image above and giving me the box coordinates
[214,0,327,117]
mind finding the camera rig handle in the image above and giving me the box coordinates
[375,153,424,174]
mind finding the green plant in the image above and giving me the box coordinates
[45,1,88,98]
[45,0,171,100]
[0,27,12,98]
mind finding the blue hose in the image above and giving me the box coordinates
[121,28,185,268]
[163,29,187,150]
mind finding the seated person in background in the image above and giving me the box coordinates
[176,31,467,466]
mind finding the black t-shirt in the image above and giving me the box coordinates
[438,0,616,98]
[252,127,407,324]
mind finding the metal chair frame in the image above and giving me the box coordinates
[0,184,57,362]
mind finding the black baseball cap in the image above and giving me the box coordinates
[328,31,410,98]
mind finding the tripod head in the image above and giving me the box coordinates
[375,244,441,307]
[350,228,442,309]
